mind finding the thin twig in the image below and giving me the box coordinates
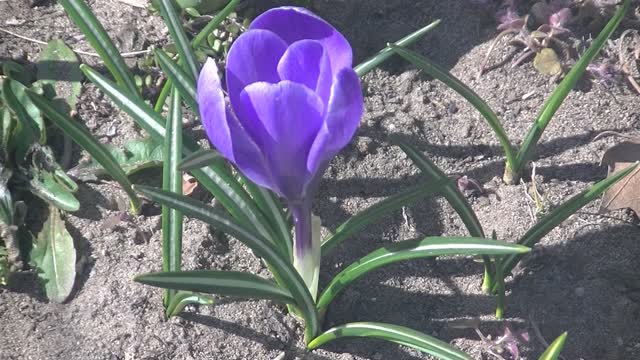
[0,27,150,58]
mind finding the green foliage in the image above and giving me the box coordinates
[391,0,630,183]
[30,206,76,303]
[539,332,568,360]
[0,40,85,293]
[68,138,164,181]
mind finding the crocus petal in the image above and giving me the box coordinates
[277,39,332,103]
[250,7,352,75]
[307,68,363,174]
[226,29,288,113]
[197,58,272,188]
[237,80,324,199]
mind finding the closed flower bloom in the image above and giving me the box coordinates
[197,6,363,296]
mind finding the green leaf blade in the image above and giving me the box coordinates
[389,45,516,172]
[154,49,199,114]
[31,207,76,303]
[354,19,441,77]
[321,177,451,255]
[500,162,639,276]
[317,236,529,311]
[135,270,295,304]
[514,0,630,174]
[134,185,320,340]
[80,64,275,244]
[157,0,199,81]
[307,322,471,360]
[59,0,139,96]
[165,290,215,318]
[27,90,141,213]
[162,87,184,305]
[538,332,568,360]
[36,39,83,112]
[394,138,484,237]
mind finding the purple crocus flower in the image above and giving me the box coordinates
[197,6,363,296]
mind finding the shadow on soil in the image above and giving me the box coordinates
[318,224,640,359]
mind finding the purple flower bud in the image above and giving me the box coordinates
[197,6,363,203]
[197,7,363,295]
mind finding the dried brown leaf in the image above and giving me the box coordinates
[600,141,640,214]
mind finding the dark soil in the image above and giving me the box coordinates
[2,1,640,359]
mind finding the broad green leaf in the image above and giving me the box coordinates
[28,91,141,213]
[389,45,516,176]
[3,78,45,149]
[321,177,450,255]
[36,39,83,113]
[316,237,529,312]
[164,290,215,318]
[162,87,184,306]
[307,322,471,360]
[80,65,275,245]
[58,0,139,96]
[499,162,639,278]
[0,166,12,226]
[538,332,567,360]
[178,148,222,171]
[29,170,80,212]
[1,107,14,160]
[514,0,629,176]
[354,19,441,77]
[69,138,163,181]
[154,48,198,114]
[157,0,199,81]
[31,206,76,303]
[134,185,320,341]
[2,60,32,86]
[135,270,295,304]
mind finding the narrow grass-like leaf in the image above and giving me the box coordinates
[155,0,240,110]
[154,49,198,113]
[393,137,494,292]
[28,170,80,212]
[162,87,183,305]
[179,148,223,171]
[354,19,441,77]
[394,138,484,237]
[135,270,295,304]
[538,332,568,360]
[157,0,199,81]
[191,0,240,48]
[514,0,629,176]
[238,175,292,259]
[59,0,139,96]
[316,237,529,312]
[307,322,471,360]
[27,91,141,213]
[499,162,639,277]
[164,290,215,318]
[389,45,516,174]
[321,177,450,255]
[134,185,320,341]
[80,65,273,237]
